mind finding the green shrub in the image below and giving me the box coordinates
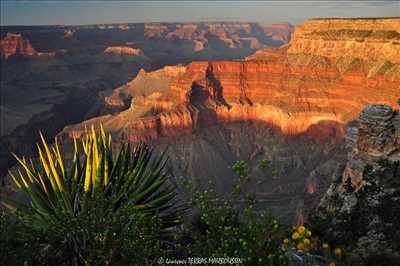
[1,204,170,265]
[0,210,42,265]
[309,160,400,265]
[176,170,288,266]
[2,127,185,265]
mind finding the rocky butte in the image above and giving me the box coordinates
[0,33,55,60]
[312,103,400,264]
[104,46,145,56]
[0,33,37,59]
[61,17,400,143]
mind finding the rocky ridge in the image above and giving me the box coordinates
[320,103,400,205]
[0,33,55,59]
[287,18,400,63]
[142,22,293,50]
[313,103,400,264]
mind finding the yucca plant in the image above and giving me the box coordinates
[3,126,184,264]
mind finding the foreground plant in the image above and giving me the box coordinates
[176,166,288,266]
[283,225,343,266]
[3,127,184,265]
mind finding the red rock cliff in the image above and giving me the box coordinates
[0,33,36,59]
[60,18,400,143]
[104,46,144,56]
[287,18,400,63]
[0,33,56,60]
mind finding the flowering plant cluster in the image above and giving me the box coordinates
[282,225,343,266]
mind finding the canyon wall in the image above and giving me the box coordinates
[61,35,400,142]
[1,21,291,179]
[287,18,400,63]
[142,22,293,49]
[313,104,400,263]
[0,33,56,59]
[0,33,37,59]
[324,104,400,195]
[58,21,400,221]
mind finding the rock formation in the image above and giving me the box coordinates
[0,33,56,60]
[312,104,400,264]
[61,19,400,142]
[1,22,291,180]
[104,46,145,56]
[142,22,293,50]
[0,33,37,59]
[319,104,399,204]
[287,18,400,63]
[57,18,400,224]
[3,18,400,225]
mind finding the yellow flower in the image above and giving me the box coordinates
[328,262,336,266]
[303,238,311,247]
[322,243,330,251]
[292,232,300,239]
[306,230,312,237]
[297,226,306,235]
[283,238,289,245]
[334,247,342,257]
[297,242,305,250]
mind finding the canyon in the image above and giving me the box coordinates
[2,18,400,222]
[0,22,291,178]
[58,17,400,221]
[62,18,400,142]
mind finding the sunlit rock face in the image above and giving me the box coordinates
[0,33,37,59]
[60,18,400,143]
[0,33,56,60]
[60,56,399,142]
[57,18,400,222]
[287,18,400,63]
[0,22,294,181]
[104,46,144,56]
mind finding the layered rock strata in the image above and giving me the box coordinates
[287,18,400,63]
[322,104,400,197]
[60,57,400,142]
[61,18,400,142]
[0,33,55,60]
[0,33,36,59]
